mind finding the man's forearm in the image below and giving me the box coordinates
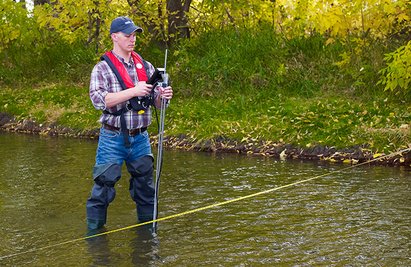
[105,89,136,108]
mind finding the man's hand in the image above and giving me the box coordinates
[105,82,153,108]
[158,86,173,100]
[134,81,153,97]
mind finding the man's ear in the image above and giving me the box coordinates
[111,33,118,41]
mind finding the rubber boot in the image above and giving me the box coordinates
[86,163,121,230]
[87,218,106,232]
[126,155,155,223]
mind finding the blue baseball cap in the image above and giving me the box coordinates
[110,16,143,34]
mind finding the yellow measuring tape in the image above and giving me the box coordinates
[0,147,409,260]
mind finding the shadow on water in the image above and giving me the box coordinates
[86,228,112,266]
[0,133,410,265]
[86,226,160,266]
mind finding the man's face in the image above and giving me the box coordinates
[113,32,136,52]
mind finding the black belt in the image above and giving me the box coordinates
[103,124,147,136]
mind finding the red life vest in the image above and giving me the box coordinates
[101,50,154,113]
[103,50,148,87]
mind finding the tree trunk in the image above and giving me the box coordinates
[34,0,51,5]
[127,0,192,47]
[167,0,191,42]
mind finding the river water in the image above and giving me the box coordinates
[0,132,410,266]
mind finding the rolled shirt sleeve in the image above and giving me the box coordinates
[89,62,111,111]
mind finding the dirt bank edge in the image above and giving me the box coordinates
[1,112,410,167]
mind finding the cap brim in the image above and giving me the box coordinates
[122,25,143,34]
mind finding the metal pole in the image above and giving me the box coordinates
[152,97,166,234]
[152,50,168,234]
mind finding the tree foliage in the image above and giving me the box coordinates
[0,0,34,53]
[0,0,410,93]
[33,0,192,50]
[378,40,411,93]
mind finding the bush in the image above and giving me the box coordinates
[378,41,411,97]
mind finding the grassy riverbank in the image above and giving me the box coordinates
[0,27,410,161]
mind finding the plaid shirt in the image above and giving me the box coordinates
[89,52,157,129]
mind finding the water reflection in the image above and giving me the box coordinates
[86,228,111,266]
[86,226,160,266]
[130,227,160,266]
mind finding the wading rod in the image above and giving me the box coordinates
[152,49,168,234]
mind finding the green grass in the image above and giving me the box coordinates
[0,26,409,153]
[0,85,100,130]
[165,91,410,152]
[0,81,409,152]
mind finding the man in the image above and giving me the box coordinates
[87,16,173,231]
